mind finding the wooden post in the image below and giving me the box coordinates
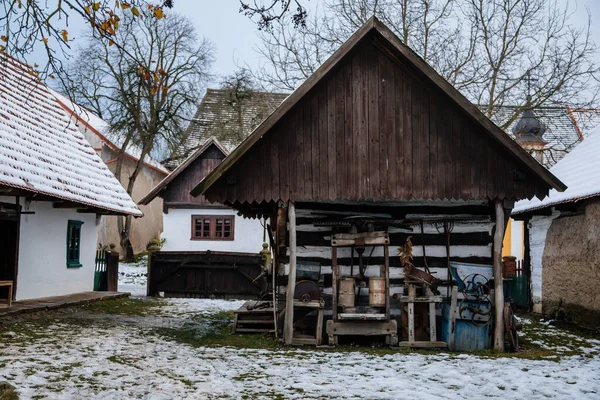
[283,201,297,345]
[331,247,338,321]
[493,199,505,352]
[106,252,119,292]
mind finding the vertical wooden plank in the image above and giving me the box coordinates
[421,86,431,199]
[430,92,439,199]
[279,119,290,202]
[270,125,280,201]
[310,92,319,199]
[452,112,461,200]
[427,286,436,342]
[395,63,405,198]
[320,80,330,200]
[315,308,324,346]
[352,49,363,199]
[461,115,472,200]
[403,66,413,198]
[343,61,352,199]
[303,100,312,200]
[384,57,396,199]
[412,81,423,198]
[367,46,380,199]
[384,243,390,320]
[329,72,339,201]
[289,110,299,199]
[448,284,458,351]
[331,246,338,321]
[284,202,297,345]
[408,284,415,342]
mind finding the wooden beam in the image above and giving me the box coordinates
[493,199,505,352]
[283,201,297,345]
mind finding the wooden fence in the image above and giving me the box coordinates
[148,251,265,299]
[509,259,529,309]
[94,250,119,292]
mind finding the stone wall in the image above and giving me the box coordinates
[542,198,600,325]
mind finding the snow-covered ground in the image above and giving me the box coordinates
[118,258,148,297]
[0,296,599,399]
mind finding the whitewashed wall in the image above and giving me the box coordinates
[161,207,266,253]
[528,211,559,314]
[13,199,97,300]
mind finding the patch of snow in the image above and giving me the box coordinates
[0,302,599,399]
[118,259,147,297]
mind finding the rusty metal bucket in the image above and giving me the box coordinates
[369,277,386,307]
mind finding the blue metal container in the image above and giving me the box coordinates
[442,304,492,351]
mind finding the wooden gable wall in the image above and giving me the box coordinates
[205,32,548,205]
[164,144,225,206]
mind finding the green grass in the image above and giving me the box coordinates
[156,310,277,350]
[80,298,166,316]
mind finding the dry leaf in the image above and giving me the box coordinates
[61,30,68,42]
[153,8,164,19]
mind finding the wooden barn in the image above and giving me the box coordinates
[191,18,565,351]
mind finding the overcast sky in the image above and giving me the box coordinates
[42,0,600,92]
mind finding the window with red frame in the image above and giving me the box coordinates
[191,215,234,240]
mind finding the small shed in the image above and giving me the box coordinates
[513,127,600,325]
[191,18,565,350]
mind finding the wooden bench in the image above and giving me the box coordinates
[0,281,13,307]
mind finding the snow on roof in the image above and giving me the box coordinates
[513,126,600,214]
[0,55,142,216]
[50,89,169,175]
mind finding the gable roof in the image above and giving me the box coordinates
[164,88,288,169]
[513,126,600,215]
[138,137,228,205]
[192,17,566,198]
[0,55,142,216]
[51,89,169,175]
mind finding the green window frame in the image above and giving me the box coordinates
[66,220,84,268]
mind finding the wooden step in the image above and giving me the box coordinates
[236,319,274,324]
[234,328,275,333]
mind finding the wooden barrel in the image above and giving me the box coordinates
[338,277,356,307]
[369,277,386,306]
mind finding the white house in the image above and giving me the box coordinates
[0,55,141,301]
[139,137,265,253]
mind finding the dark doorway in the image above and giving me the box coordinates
[0,202,20,301]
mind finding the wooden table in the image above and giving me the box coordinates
[0,281,13,307]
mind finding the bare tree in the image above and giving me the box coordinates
[239,0,308,30]
[0,0,173,81]
[62,10,213,261]
[253,0,599,127]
